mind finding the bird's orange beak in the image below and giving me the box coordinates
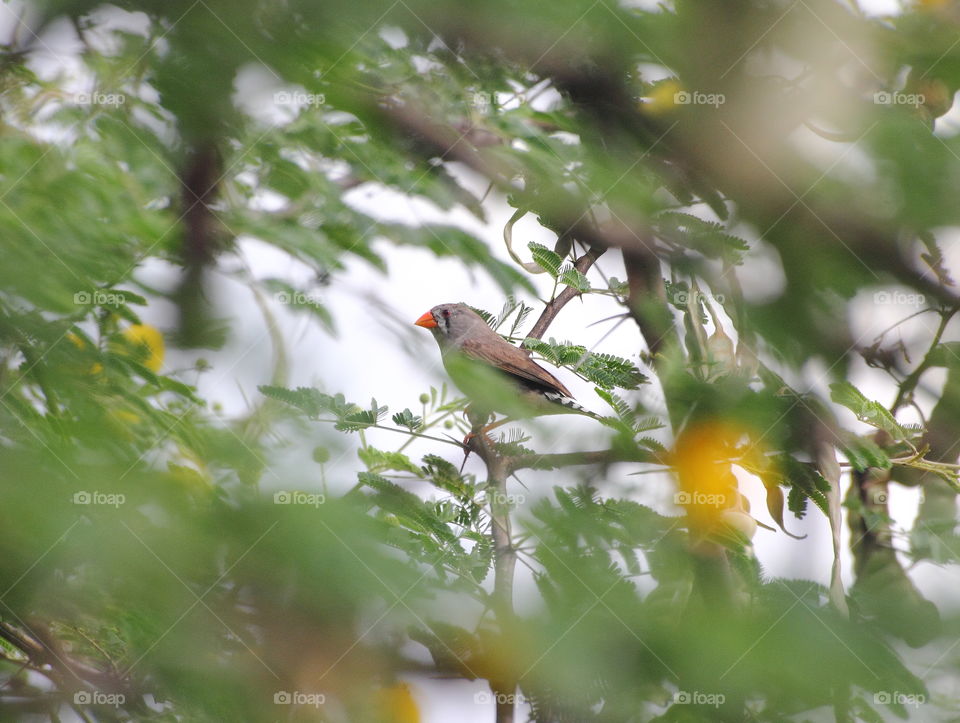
[414,311,438,329]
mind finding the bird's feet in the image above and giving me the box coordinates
[459,423,504,472]
[462,429,496,448]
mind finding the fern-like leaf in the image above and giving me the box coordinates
[522,338,646,390]
[528,242,563,278]
[656,211,750,262]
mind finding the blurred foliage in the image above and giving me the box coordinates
[1,0,960,721]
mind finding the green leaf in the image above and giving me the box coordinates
[359,472,458,544]
[391,408,423,431]
[528,242,563,278]
[358,447,421,474]
[656,211,750,262]
[111,288,148,307]
[606,276,629,296]
[258,386,384,432]
[337,398,387,432]
[558,266,591,293]
[830,382,909,441]
[475,297,534,335]
[523,338,647,390]
[259,385,345,418]
[837,433,892,472]
[777,455,831,517]
[421,454,471,495]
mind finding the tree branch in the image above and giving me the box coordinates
[622,243,676,360]
[0,620,135,704]
[175,143,225,348]
[468,435,518,723]
[622,243,685,432]
[507,446,663,474]
[847,461,940,647]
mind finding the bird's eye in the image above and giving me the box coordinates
[442,309,450,318]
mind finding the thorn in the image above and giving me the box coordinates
[442,432,466,446]
[509,472,530,491]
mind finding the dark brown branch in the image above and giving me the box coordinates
[623,243,676,360]
[175,143,226,348]
[179,143,224,268]
[622,242,685,432]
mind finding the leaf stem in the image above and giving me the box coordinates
[314,418,464,448]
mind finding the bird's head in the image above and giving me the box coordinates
[413,303,486,348]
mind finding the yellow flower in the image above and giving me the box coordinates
[673,420,743,533]
[377,683,420,723]
[110,410,141,426]
[643,78,684,115]
[121,324,165,372]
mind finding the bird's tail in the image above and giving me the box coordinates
[542,391,602,420]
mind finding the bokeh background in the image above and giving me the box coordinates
[2,0,960,720]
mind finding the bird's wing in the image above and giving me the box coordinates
[459,335,574,398]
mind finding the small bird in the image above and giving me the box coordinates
[414,303,599,431]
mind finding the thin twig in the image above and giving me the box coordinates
[507,447,662,474]
[314,419,465,447]
[891,306,959,413]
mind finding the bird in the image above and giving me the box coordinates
[413,303,599,433]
